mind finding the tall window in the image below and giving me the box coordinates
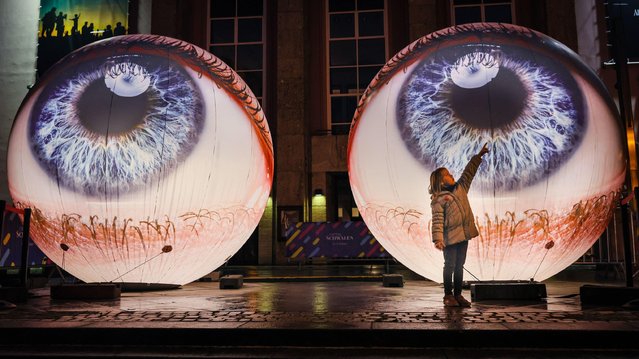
[452,0,513,25]
[209,0,265,104]
[327,0,387,134]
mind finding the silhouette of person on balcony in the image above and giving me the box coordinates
[41,7,56,38]
[114,22,126,36]
[103,25,113,38]
[55,11,67,38]
[71,14,80,34]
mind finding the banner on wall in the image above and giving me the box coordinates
[38,0,129,76]
[285,221,389,259]
[0,212,50,268]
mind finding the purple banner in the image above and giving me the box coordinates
[285,221,389,259]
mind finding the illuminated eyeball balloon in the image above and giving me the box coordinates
[348,23,624,282]
[8,35,273,285]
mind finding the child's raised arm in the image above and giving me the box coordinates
[457,143,489,192]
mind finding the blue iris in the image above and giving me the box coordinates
[397,44,585,191]
[30,53,204,197]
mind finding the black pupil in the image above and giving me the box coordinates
[449,67,527,129]
[76,79,150,135]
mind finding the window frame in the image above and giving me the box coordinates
[451,0,516,25]
[207,0,267,106]
[325,0,389,134]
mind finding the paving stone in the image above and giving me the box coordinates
[1,281,639,334]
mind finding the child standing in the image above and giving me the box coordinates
[429,143,488,307]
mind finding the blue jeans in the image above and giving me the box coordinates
[443,241,468,296]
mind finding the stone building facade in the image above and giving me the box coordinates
[1,0,634,266]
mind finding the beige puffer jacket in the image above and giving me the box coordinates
[431,155,483,247]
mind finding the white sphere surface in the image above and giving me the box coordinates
[348,23,624,282]
[8,35,273,285]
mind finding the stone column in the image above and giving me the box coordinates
[273,0,308,263]
[0,1,39,203]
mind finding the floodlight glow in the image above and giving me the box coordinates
[348,23,624,282]
[8,35,273,286]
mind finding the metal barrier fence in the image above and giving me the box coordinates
[576,206,637,267]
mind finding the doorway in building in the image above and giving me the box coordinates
[227,228,259,265]
[328,172,362,222]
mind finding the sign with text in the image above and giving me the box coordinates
[607,0,639,60]
[285,221,389,259]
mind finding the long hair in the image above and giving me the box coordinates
[429,167,448,198]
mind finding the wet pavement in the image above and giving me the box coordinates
[0,265,638,358]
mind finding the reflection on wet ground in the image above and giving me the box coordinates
[1,266,636,326]
[0,265,638,358]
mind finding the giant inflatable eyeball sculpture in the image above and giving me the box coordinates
[348,23,624,282]
[8,35,273,286]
